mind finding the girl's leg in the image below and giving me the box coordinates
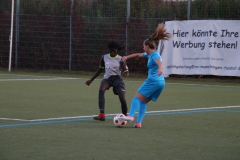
[135,92,150,103]
[129,92,150,116]
[136,101,147,124]
[94,82,109,121]
[118,97,140,122]
[128,97,141,117]
[98,83,109,114]
[120,92,149,122]
[133,92,149,127]
[118,92,128,116]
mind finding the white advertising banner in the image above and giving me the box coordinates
[159,20,240,77]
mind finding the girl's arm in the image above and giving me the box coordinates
[155,59,163,76]
[85,68,103,86]
[122,53,143,61]
[85,56,104,86]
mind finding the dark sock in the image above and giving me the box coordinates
[98,90,105,114]
[118,92,128,115]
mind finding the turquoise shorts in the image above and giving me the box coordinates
[137,79,165,102]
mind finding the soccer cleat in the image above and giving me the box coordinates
[134,123,141,128]
[118,115,134,122]
[93,113,105,121]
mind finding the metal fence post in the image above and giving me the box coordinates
[69,0,73,70]
[126,0,130,55]
[8,0,14,71]
[187,0,191,20]
[15,0,20,68]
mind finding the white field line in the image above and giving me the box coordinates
[1,73,240,88]
[0,73,82,81]
[0,73,81,78]
[146,105,240,113]
[0,77,80,81]
[1,106,239,122]
[164,82,240,89]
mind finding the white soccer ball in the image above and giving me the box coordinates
[113,114,127,127]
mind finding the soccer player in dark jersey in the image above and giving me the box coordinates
[119,23,171,128]
[85,41,129,121]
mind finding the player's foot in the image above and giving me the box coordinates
[134,123,141,128]
[93,113,105,121]
[119,115,134,122]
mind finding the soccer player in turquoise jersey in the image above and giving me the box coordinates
[85,41,129,121]
[119,23,171,128]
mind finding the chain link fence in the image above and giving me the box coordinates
[0,0,239,73]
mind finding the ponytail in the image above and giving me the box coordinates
[144,23,171,49]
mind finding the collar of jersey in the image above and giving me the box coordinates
[108,53,118,58]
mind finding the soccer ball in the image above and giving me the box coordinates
[113,114,127,127]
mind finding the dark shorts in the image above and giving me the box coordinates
[101,76,125,95]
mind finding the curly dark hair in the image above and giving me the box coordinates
[107,41,124,50]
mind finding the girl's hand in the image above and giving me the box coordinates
[121,56,127,61]
[158,69,163,76]
[85,80,92,86]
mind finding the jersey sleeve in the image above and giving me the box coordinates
[99,55,105,69]
[120,61,129,73]
[142,52,148,58]
[151,54,161,62]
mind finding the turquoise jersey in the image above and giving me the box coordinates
[143,50,164,81]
